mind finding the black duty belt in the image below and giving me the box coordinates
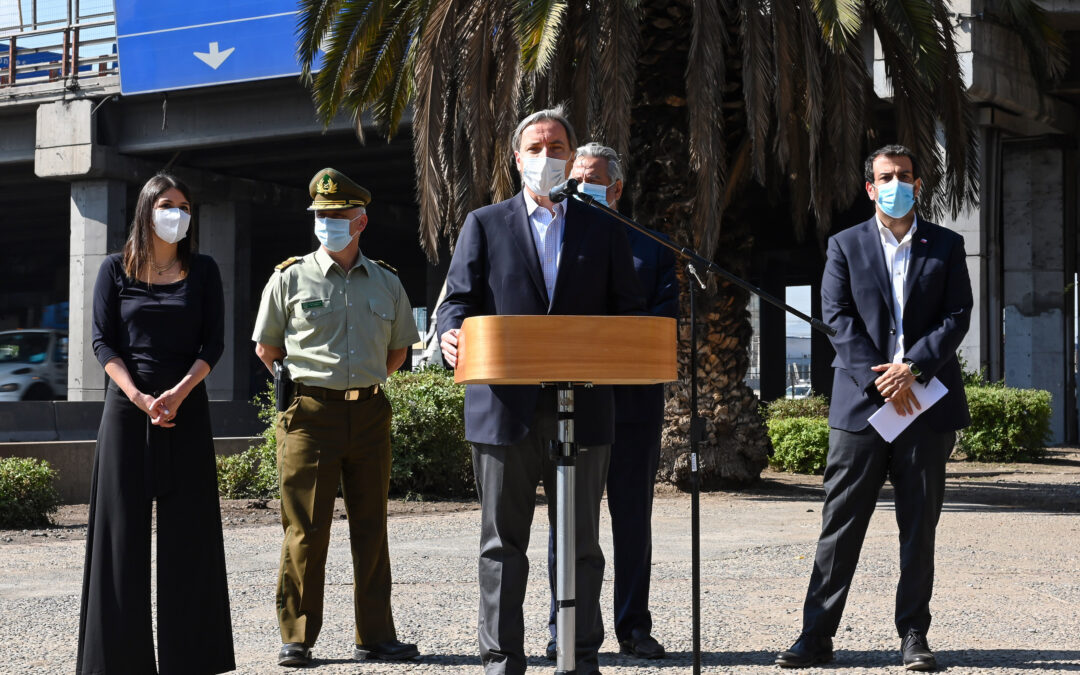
[295,382,380,401]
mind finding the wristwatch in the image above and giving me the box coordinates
[904,359,923,380]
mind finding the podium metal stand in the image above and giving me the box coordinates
[455,315,677,674]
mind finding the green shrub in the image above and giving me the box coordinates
[385,365,473,497]
[767,417,831,474]
[958,385,1051,462]
[217,382,280,499]
[219,366,474,500]
[765,394,830,421]
[0,457,60,528]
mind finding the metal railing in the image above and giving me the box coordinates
[0,0,116,89]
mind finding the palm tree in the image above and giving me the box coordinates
[297,0,1065,486]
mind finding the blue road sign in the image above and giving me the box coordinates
[114,0,314,95]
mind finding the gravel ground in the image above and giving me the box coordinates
[2,450,1078,674]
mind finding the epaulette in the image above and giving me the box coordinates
[372,259,398,275]
[275,256,301,272]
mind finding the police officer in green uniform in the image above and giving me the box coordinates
[252,168,420,668]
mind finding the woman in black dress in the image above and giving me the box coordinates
[77,174,235,674]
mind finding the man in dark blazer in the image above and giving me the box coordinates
[543,142,677,661]
[438,108,645,675]
[777,145,972,672]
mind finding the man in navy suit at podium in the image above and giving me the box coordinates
[438,107,644,675]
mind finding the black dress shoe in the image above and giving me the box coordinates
[545,637,557,661]
[278,643,311,667]
[619,634,665,659]
[775,634,833,668]
[901,630,937,671]
[353,639,419,661]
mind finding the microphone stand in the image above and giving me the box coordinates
[558,186,835,675]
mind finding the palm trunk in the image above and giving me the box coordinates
[629,0,769,487]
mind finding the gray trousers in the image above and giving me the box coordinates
[472,399,610,675]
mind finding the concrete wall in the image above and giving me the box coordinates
[1000,143,1073,443]
[0,399,263,442]
[0,437,259,504]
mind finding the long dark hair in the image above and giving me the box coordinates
[121,173,195,279]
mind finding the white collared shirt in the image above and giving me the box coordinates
[523,191,565,302]
[877,214,918,362]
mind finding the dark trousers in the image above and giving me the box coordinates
[77,383,235,675]
[472,399,610,675]
[547,419,661,642]
[276,390,397,647]
[801,420,955,639]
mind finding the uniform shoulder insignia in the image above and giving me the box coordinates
[275,256,301,272]
[372,259,398,275]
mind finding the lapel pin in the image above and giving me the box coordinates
[919,238,927,244]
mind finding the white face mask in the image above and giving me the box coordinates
[520,155,567,196]
[152,208,191,244]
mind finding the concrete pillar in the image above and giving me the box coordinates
[1001,142,1071,444]
[68,180,127,401]
[757,259,786,402]
[199,202,251,400]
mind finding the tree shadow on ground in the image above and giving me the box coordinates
[595,648,1080,670]
[738,476,1079,514]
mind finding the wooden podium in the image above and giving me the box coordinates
[455,315,676,674]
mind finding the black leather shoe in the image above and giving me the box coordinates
[619,634,665,659]
[278,643,311,667]
[775,634,833,668]
[353,639,419,661]
[901,630,937,671]
[545,637,557,661]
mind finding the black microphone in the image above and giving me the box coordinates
[548,178,579,203]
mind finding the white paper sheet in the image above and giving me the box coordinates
[867,376,948,443]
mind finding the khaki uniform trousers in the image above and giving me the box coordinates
[275,389,397,647]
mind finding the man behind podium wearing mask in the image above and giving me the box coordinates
[438,109,645,675]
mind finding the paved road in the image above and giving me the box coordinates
[2,455,1079,674]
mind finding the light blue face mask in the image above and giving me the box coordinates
[875,178,916,218]
[314,215,359,252]
[577,181,611,207]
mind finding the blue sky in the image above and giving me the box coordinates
[786,285,812,338]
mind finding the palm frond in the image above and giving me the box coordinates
[414,0,458,260]
[594,0,640,165]
[687,0,728,259]
[739,0,775,181]
[296,0,346,79]
[514,0,568,74]
[490,3,523,204]
[456,3,494,213]
[811,0,862,50]
[308,0,397,126]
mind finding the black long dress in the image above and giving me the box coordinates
[76,253,235,675]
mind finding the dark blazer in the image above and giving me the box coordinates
[614,227,678,427]
[822,217,973,432]
[438,192,646,446]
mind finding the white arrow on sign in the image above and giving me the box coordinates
[193,42,235,70]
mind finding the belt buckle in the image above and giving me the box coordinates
[344,389,360,401]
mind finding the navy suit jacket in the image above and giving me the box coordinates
[437,192,646,446]
[822,217,973,432]
[613,227,678,427]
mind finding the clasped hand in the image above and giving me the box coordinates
[871,362,921,416]
[133,387,188,428]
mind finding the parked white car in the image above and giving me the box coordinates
[0,329,68,401]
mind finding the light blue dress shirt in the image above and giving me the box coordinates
[523,191,565,304]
